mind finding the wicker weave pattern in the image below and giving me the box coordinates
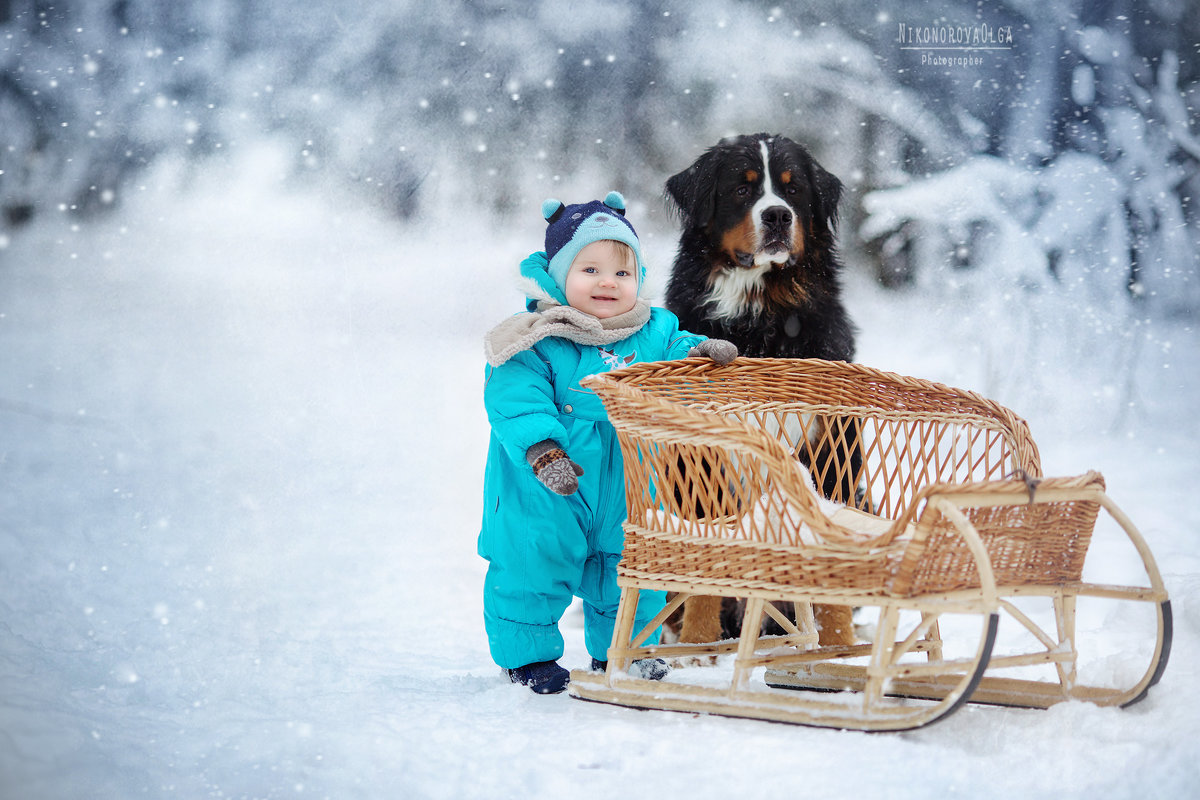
[589,358,1040,514]
[891,473,1105,595]
[618,528,901,596]
[581,358,1078,599]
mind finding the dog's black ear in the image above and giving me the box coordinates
[664,149,720,230]
[806,155,844,235]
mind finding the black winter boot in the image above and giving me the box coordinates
[507,660,570,694]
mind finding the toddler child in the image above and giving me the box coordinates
[480,191,736,693]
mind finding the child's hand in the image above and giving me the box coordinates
[688,339,739,365]
[526,439,585,496]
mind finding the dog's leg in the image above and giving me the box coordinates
[681,595,725,643]
[814,603,856,646]
[661,591,683,643]
[672,595,725,666]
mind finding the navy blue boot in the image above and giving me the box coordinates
[507,660,570,694]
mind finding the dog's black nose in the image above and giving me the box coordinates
[761,205,792,230]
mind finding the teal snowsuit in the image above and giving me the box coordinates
[479,308,704,668]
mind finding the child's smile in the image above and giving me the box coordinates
[564,240,638,319]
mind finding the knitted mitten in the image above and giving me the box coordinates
[687,338,739,365]
[526,439,584,496]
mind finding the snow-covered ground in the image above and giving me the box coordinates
[1,150,1198,799]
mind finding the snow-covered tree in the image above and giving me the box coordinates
[2,0,1196,349]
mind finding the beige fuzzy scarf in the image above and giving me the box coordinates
[484,300,651,367]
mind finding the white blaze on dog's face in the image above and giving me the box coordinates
[750,140,801,267]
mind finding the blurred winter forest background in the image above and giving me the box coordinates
[2,0,1198,416]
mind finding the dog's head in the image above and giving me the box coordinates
[665,133,842,271]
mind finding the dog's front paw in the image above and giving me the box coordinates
[669,654,718,668]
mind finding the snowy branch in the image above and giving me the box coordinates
[1154,51,1200,164]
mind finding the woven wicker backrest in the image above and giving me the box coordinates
[890,472,1105,593]
[585,359,1041,522]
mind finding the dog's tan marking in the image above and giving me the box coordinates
[789,219,806,260]
[718,215,758,263]
[763,272,809,308]
[745,169,758,183]
[780,170,792,185]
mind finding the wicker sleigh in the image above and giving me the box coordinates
[567,358,1172,731]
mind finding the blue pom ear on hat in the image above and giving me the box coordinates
[542,198,565,224]
[603,191,626,216]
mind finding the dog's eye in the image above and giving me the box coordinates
[785,186,798,196]
[735,185,751,198]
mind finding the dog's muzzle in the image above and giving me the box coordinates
[758,205,794,255]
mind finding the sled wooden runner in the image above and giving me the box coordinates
[567,358,1171,731]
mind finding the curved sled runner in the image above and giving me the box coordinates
[568,358,1171,731]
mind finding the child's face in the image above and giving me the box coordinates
[564,240,638,319]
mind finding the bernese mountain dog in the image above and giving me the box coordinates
[664,132,855,361]
[662,133,859,650]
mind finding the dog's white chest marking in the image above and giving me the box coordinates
[706,263,772,319]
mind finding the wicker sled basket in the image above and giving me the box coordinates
[568,358,1171,731]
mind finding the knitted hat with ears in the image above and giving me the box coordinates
[542,191,646,294]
